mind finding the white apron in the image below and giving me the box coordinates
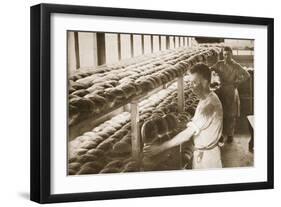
[187,92,223,169]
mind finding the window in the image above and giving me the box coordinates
[180,37,184,46]
[144,35,152,54]
[105,33,119,64]
[78,32,96,67]
[160,36,166,51]
[152,36,160,52]
[67,32,77,72]
[120,34,132,59]
[169,36,175,49]
[175,36,179,48]
[133,35,142,57]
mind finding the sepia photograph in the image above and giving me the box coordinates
[67,31,254,175]
[30,3,273,203]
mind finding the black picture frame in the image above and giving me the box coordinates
[30,3,274,204]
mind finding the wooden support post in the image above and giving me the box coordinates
[96,32,106,65]
[141,35,144,54]
[177,76,185,112]
[93,33,98,67]
[117,33,121,60]
[131,100,141,160]
[177,75,185,168]
[159,36,161,51]
[74,32,80,69]
[150,35,153,53]
[123,103,130,112]
[130,34,134,57]
[166,36,170,50]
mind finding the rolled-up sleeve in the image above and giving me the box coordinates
[186,102,216,135]
[235,63,250,84]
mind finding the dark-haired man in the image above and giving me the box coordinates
[211,46,250,143]
[144,63,223,169]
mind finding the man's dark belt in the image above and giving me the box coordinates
[193,138,220,163]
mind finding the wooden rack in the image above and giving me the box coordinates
[129,74,186,161]
[69,47,219,165]
[69,76,185,140]
[69,47,214,129]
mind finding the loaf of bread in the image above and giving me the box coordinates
[97,138,115,151]
[76,154,97,164]
[68,162,81,171]
[154,117,169,137]
[122,161,139,172]
[86,149,104,158]
[103,160,124,169]
[119,84,137,99]
[77,165,100,175]
[69,80,88,90]
[112,141,131,156]
[69,97,95,112]
[102,126,117,135]
[75,148,88,156]
[79,140,97,149]
[141,119,158,144]
[99,167,120,174]
[164,113,178,133]
[97,131,111,139]
[79,161,104,174]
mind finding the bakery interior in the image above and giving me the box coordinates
[67,32,254,175]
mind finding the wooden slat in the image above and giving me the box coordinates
[74,32,80,69]
[141,35,144,54]
[130,34,134,57]
[177,75,185,168]
[166,36,170,49]
[177,76,185,112]
[117,33,121,60]
[159,36,161,51]
[150,35,154,53]
[131,100,141,160]
[96,32,106,65]
[93,33,98,67]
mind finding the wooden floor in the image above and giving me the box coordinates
[221,116,254,168]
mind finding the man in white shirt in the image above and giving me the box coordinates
[143,63,223,169]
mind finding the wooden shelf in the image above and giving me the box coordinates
[69,47,219,162]
[69,74,185,141]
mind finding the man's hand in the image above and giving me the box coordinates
[143,144,164,157]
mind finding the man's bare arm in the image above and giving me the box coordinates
[143,126,196,157]
[161,126,196,151]
[235,64,250,85]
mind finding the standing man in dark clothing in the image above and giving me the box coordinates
[211,46,250,143]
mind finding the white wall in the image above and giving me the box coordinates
[0,0,279,206]
[67,32,77,73]
[105,33,119,64]
[224,39,254,48]
[133,34,143,57]
[78,32,97,68]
